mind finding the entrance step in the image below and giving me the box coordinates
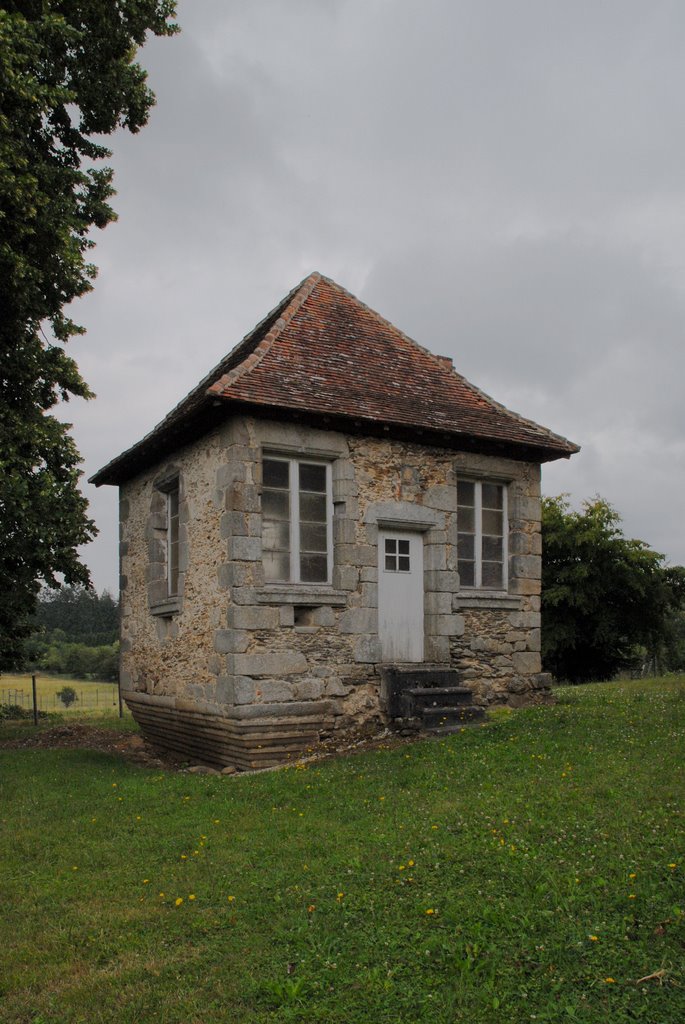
[380,665,486,734]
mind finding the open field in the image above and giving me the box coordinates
[2,677,684,1023]
[0,672,123,715]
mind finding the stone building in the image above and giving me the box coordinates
[92,273,578,769]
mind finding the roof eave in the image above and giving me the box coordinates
[90,394,579,487]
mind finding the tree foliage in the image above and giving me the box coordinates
[0,1,177,668]
[541,495,685,683]
[32,584,119,646]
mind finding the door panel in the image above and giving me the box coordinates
[378,531,424,663]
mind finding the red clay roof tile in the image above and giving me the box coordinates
[91,272,578,486]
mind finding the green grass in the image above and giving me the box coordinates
[1,677,684,1023]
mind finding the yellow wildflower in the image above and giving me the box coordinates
[175,898,183,907]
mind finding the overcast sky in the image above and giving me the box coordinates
[67,0,685,593]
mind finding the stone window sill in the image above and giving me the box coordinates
[455,590,522,611]
[255,586,348,606]
[150,596,181,617]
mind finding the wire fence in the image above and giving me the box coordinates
[0,679,123,717]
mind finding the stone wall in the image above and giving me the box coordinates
[119,415,549,767]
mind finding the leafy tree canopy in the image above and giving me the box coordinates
[541,495,685,683]
[0,1,177,668]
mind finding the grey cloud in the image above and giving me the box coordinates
[61,0,685,589]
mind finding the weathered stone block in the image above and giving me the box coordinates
[424,545,447,571]
[147,579,168,606]
[257,679,295,702]
[424,636,450,662]
[354,637,382,663]
[526,628,541,652]
[228,536,261,561]
[509,578,541,596]
[423,484,456,511]
[339,607,377,634]
[508,611,540,629]
[336,543,376,566]
[227,482,260,513]
[513,652,541,675]
[334,565,360,591]
[228,605,279,630]
[214,629,250,654]
[510,495,541,522]
[360,583,378,608]
[216,462,246,489]
[230,586,260,605]
[279,604,295,627]
[216,674,258,704]
[511,554,541,580]
[233,651,308,676]
[325,677,350,697]
[293,679,324,700]
[425,591,452,615]
[424,570,459,592]
[509,531,531,556]
[334,518,357,544]
[310,605,335,627]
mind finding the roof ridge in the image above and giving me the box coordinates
[207,272,321,396]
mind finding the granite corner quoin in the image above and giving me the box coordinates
[91,272,579,769]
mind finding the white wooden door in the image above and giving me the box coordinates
[378,530,424,663]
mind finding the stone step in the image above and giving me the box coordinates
[421,705,485,730]
[404,686,473,705]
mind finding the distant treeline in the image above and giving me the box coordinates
[15,587,119,682]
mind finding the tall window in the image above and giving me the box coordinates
[262,457,331,583]
[457,480,507,589]
[167,482,180,596]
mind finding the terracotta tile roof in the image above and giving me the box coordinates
[91,272,578,486]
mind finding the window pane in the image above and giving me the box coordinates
[482,483,503,509]
[482,535,503,561]
[398,540,410,555]
[263,551,290,582]
[263,459,289,488]
[167,486,179,596]
[300,522,327,553]
[457,533,475,560]
[482,561,503,588]
[385,539,397,554]
[168,488,179,518]
[300,553,328,582]
[459,561,475,587]
[398,556,410,572]
[458,506,475,532]
[262,520,290,551]
[457,480,475,507]
[262,489,290,519]
[299,463,326,492]
[482,509,503,536]
[385,555,396,571]
[300,492,327,522]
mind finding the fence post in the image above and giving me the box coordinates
[32,674,38,727]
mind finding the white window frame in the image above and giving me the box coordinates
[261,455,333,585]
[457,479,509,591]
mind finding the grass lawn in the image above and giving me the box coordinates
[0,673,123,715]
[2,678,684,1023]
